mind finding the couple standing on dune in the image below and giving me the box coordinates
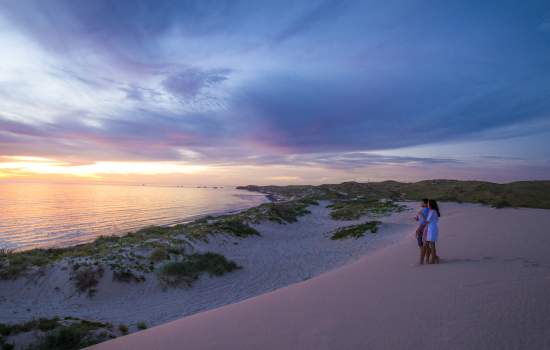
[415,198,441,264]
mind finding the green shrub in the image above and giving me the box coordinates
[31,319,111,350]
[149,247,169,262]
[118,324,128,334]
[72,265,104,295]
[136,322,147,330]
[330,221,381,240]
[0,339,14,350]
[158,253,240,287]
[329,199,402,220]
[215,219,260,237]
[492,199,512,208]
[112,269,145,283]
[36,318,61,332]
[0,317,61,336]
[34,325,86,350]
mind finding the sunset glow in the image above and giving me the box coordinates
[0,157,208,180]
[0,1,549,185]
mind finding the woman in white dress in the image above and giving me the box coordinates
[424,199,441,264]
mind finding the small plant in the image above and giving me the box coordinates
[158,252,240,288]
[329,199,402,220]
[149,247,169,263]
[0,249,13,258]
[330,221,381,240]
[118,324,128,334]
[167,245,185,255]
[31,322,111,350]
[215,219,260,237]
[492,199,512,208]
[112,269,145,283]
[72,265,104,295]
[1,340,14,350]
[136,322,147,330]
[0,317,61,336]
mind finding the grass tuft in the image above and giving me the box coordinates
[328,199,404,220]
[158,252,240,287]
[149,247,169,263]
[118,324,128,335]
[112,269,145,283]
[330,221,381,240]
[72,265,104,296]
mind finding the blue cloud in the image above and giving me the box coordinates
[0,0,549,172]
[162,67,231,99]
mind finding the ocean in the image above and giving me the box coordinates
[0,183,267,251]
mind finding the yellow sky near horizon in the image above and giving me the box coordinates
[2,153,543,186]
[0,154,391,186]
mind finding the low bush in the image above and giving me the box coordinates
[72,265,104,295]
[158,252,240,287]
[0,317,61,336]
[118,324,128,334]
[30,323,111,350]
[149,247,169,262]
[112,269,145,283]
[214,219,260,237]
[329,199,402,220]
[330,221,381,240]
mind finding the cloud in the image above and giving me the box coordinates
[271,0,350,44]
[162,67,231,99]
[0,0,549,179]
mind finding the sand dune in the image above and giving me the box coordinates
[88,203,550,350]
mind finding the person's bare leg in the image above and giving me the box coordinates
[420,244,426,264]
[423,242,431,264]
[430,242,437,264]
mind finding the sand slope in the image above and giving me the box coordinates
[89,203,550,350]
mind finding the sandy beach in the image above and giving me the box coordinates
[0,201,409,330]
[88,203,550,350]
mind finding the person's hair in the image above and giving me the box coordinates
[428,199,440,217]
[422,198,429,204]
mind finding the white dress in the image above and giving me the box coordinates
[426,210,439,242]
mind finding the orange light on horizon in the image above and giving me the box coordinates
[0,155,208,179]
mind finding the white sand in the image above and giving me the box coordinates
[0,201,410,330]
[88,203,550,350]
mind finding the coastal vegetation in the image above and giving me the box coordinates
[227,198,318,224]
[0,197,319,282]
[238,180,550,209]
[118,324,128,335]
[158,253,241,288]
[330,221,381,240]
[72,264,104,297]
[0,217,249,281]
[0,317,115,350]
[328,199,405,220]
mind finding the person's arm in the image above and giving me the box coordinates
[424,211,432,223]
[419,209,428,220]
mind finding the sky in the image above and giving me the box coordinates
[0,0,549,186]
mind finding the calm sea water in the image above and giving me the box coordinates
[0,183,267,251]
